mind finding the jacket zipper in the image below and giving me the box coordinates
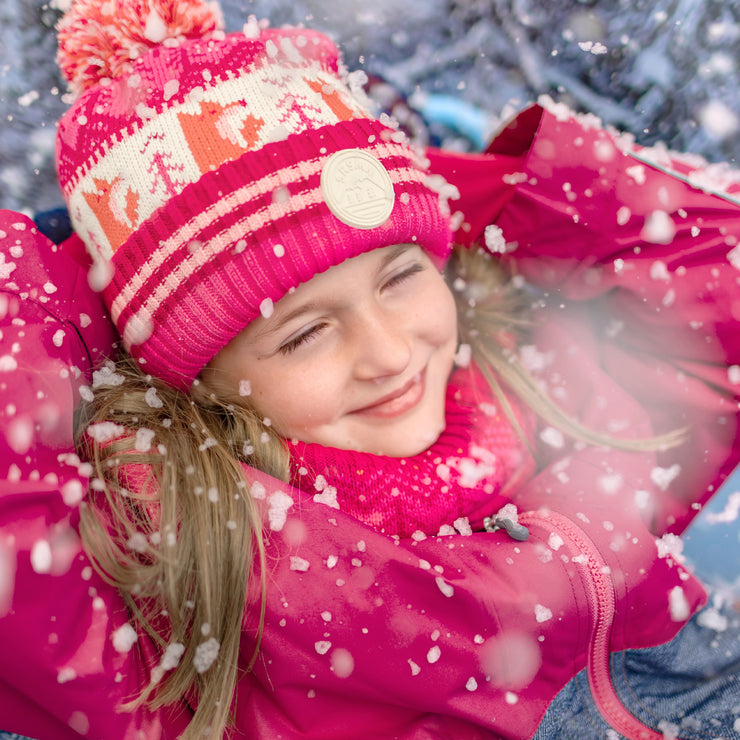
[518,510,667,740]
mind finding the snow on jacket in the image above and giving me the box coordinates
[1,101,739,739]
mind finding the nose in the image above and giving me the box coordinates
[351,306,412,381]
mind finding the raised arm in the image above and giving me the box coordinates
[0,211,189,738]
[429,103,740,535]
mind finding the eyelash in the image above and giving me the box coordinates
[277,262,425,355]
[382,262,425,290]
[279,323,327,355]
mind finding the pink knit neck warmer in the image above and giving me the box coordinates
[288,367,536,537]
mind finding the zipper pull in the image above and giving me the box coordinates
[484,515,530,541]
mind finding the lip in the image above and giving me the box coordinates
[352,370,426,418]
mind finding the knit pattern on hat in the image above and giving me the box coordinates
[57,28,364,256]
[56,2,452,388]
[289,367,536,537]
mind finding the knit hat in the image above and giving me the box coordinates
[55,0,452,389]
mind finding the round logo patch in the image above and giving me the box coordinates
[320,149,395,229]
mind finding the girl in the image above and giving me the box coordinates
[1,0,739,738]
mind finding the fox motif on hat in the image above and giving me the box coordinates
[56,0,451,389]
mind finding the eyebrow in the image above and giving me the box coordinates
[257,244,416,338]
[257,300,324,338]
[378,243,415,271]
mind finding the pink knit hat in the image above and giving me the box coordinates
[55,0,452,389]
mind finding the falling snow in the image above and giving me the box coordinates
[61,479,84,506]
[704,491,740,524]
[696,607,728,633]
[267,490,294,531]
[68,713,90,736]
[135,427,156,452]
[111,623,138,653]
[330,648,355,678]
[435,576,454,597]
[151,642,186,684]
[453,517,472,536]
[290,556,310,572]
[657,720,681,740]
[127,532,148,554]
[668,586,690,622]
[2,2,740,734]
[144,8,168,43]
[641,211,676,245]
[92,363,125,389]
[426,645,441,663]
[145,387,163,408]
[0,355,18,372]
[578,40,608,55]
[0,254,16,280]
[57,667,76,684]
[540,427,565,449]
[656,533,685,563]
[484,224,508,254]
[259,298,274,318]
[313,484,339,509]
[86,421,126,443]
[193,637,220,673]
[454,343,472,368]
[699,100,739,141]
[4,0,739,219]
[651,464,681,491]
[30,540,52,574]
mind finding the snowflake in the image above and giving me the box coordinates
[0,254,16,279]
[193,638,220,673]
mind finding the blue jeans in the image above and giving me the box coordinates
[535,593,740,739]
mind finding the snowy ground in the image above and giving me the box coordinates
[0,0,738,583]
[1,0,740,215]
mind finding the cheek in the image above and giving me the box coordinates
[430,284,459,346]
[253,361,342,431]
[249,383,305,434]
[238,362,294,422]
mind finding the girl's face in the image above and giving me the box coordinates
[205,244,458,457]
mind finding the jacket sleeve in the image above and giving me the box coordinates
[428,103,740,535]
[0,211,190,739]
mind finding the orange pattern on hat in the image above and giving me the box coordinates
[82,176,140,252]
[304,77,360,123]
[178,101,265,174]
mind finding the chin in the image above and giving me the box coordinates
[375,417,446,457]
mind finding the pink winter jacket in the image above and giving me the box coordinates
[1,102,739,739]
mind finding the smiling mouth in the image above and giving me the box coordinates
[353,370,426,418]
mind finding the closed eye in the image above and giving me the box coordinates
[382,262,425,291]
[278,322,328,355]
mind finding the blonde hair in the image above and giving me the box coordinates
[447,246,685,453]
[77,356,288,739]
[77,245,682,737]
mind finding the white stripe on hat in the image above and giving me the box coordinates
[119,160,428,348]
[112,140,420,325]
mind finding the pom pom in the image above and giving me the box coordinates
[57,0,224,95]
